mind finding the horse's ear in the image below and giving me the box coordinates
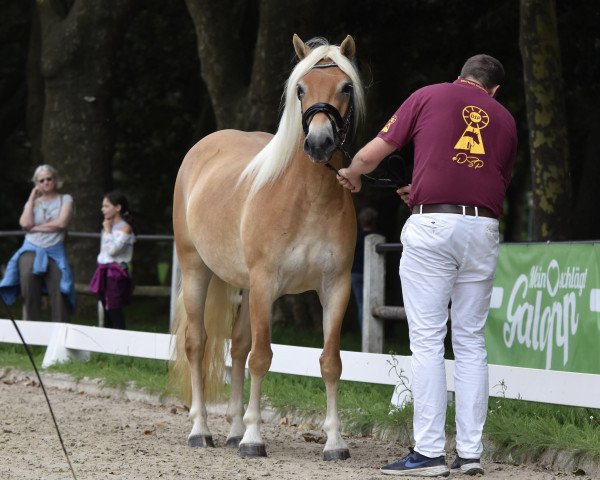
[340,35,356,61]
[293,34,309,60]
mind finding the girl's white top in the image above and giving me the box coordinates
[97,222,135,264]
[25,194,73,248]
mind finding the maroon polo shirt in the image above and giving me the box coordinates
[377,78,517,217]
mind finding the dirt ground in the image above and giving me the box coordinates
[0,370,595,480]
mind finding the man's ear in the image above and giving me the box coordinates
[490,85,500,97]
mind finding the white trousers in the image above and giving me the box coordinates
[399,212,499,459]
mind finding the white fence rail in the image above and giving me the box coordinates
[1,319,599,409]
[0,230,181,326]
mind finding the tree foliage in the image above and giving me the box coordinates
[0,1,598,324]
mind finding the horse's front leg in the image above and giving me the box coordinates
[319,275,352,461]
[182,267,214,447]
[226,289,251,448]
[239,283,274,457]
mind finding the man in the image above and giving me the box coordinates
[338,54,517,477]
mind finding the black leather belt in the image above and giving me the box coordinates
[412,204,497,219]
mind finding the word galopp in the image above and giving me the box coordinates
[503,260,588,369]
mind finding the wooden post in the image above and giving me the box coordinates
[362,233,386,353]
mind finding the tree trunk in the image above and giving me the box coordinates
[184,0,345,131]
[37,0,136,282]
[26,10,44,167]
[519,0,572,240]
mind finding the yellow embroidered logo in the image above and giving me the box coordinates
[452,106,489,169]
[381,115,397,133]
[452,152,484,169]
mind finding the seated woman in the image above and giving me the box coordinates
[0,165,75,321]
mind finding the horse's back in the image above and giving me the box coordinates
[177,130,272,190]
[173,130,272,285]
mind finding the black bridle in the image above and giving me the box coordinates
[300,62,354,160]
[301,101,354,144]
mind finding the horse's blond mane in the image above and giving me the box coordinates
[239,40,366,195]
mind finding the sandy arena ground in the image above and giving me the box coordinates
[0,371,595,480]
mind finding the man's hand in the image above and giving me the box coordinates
[337,168,362,193]
[396,184,411,206]
[337,137,396,193]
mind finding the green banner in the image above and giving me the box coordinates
[486,243,600,374]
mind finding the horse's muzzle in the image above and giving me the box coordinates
[304,135,336,164]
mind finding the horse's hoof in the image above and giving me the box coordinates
[188,435,215,448]
[239,443,267,457]
[323,448,351,461]
[226,436,243,448]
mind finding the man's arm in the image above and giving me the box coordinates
[337,137,396,192]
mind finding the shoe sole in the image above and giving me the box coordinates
[451,462,484,475]
[380,465,450,477]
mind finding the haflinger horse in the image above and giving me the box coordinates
[171,34,365,461]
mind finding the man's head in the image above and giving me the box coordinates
[460,54,505,91]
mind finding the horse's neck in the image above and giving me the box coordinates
[286,151,345,203]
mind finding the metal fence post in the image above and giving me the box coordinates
[362,233,386,353]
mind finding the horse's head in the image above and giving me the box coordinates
[293,35,359,164]
[239,35,365,195]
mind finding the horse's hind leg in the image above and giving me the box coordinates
[319,277,352,460]
[225,289,251,448]
[182,264,214,447]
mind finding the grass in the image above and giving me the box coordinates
[486,396,600,460]
[2,296,600,463]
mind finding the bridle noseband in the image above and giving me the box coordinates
[301,101,354,142]
[300,62,354,158]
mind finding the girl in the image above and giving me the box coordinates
[88,191,135,329]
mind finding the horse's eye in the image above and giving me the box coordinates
[296,85,304,100]
[341,83,353,96]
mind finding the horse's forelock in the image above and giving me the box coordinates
[285,44,365,128]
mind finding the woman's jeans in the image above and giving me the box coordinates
[18,251,68,322]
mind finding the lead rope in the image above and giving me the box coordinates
[0,296,77,480]
[326,143,408,189]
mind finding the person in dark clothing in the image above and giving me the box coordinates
[351,207,379,333]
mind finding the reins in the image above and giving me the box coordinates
[0,296,78,480]
[324,155,410,190]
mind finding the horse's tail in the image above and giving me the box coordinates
[169,276,239,405]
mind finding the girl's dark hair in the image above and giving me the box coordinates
[105,190,134,231]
